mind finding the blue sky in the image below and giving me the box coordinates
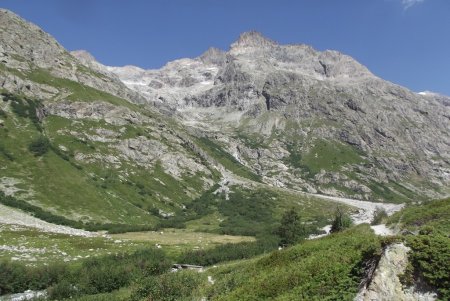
[1,0,449,95]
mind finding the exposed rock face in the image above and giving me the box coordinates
[0,9,144,103]
[45,101,149,125]
[86,30,450,200]
[356,243,437,301]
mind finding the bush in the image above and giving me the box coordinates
[371,207,388,225]
[0,260,67,295]
[130,270,203,301]
[28,136,50,156]
[404,232,450,299]
[47,249,171,300]
[9,95,43,131]
[203,225,382,300]
[178,236,279,266]
[330,207,353,233]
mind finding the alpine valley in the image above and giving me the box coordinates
[0,8,449,301]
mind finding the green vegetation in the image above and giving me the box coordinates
[0,248,170,299]
[388,198,450,233]
[130,270,204,301]
[330,206,353,233]
[8,93,43,131]
[0,192,154,233]
[286,139,365,176]
[389,198,450,299]
[195,136,262,182]
[178,238,278,266]
[371,207,388,225]
[200,225,380,300]
[28,136,50,156]
[27,68,127,106]
[0,143,14,161]
[48,249,170,299]
[402,232,449,300]
[277,208,306,246]
[0,260,66,295]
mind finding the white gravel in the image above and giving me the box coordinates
[307,193,404,224]
[0,204,98,237]
[1,290,46,301]
[370,224,395,236]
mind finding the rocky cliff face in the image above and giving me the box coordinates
[80,31,450,201]
[355,243,437,301]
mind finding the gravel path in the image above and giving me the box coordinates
[0,204,97,237]
[306,193,404,224]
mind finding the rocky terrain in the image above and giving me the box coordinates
[72,31,450,203]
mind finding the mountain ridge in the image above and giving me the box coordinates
[69,30,450,202]
[0,8,449,228]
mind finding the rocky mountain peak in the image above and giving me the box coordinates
[230,31,277,50]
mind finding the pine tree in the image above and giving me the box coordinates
[277,208,305,247]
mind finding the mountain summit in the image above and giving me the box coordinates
[230,31,278,50]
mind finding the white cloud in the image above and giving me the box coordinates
[402,0,425,9]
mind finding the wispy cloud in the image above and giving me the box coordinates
[402,0,425,9]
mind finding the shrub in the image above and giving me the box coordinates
[371,207,388,225]
[178,236,279,266]
[28,136,50,156]
[130,271,203,301]
[405,232,450,299]
[330,207,353,233]
[47,249,171,300]
[9,95,43,131]
[0,260,67,295]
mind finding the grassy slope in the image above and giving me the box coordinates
[0,100,156,225]
[160,225,381,301]
[388,198,450,233]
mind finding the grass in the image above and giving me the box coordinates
[387,198,450,233]
[124,224,383,300]
[195,136,262,182]
[286,139,366,177]
[203,225,380,300]
[111,228,255,258]
[0,225,150,266]
[27,68,131,107]
[0,92,215,226]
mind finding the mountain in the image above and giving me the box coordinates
[0,8,449,229]
[74,32,450,202]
